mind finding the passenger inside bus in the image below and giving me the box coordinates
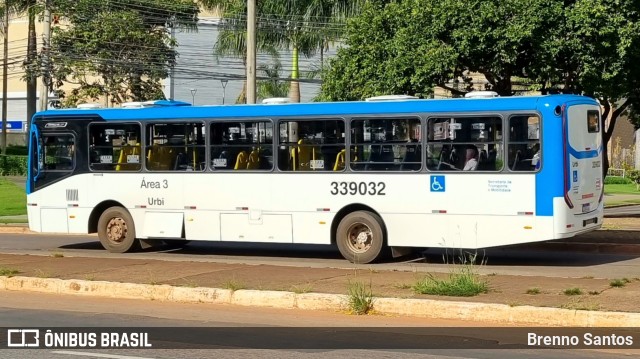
[463,146,479,171]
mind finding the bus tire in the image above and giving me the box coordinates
[336,211,385,264]
[97,206,140,253]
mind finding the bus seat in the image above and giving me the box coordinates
[367,144,395,170]
[401,143,420,170]
[173,152,190,171]
[234,151,248,170]
[247,148,260,169]
[294,139,315,171]
[477,150,488,170]
[511,150,521,170]
[333,149,345,171]
[115,144,140,171]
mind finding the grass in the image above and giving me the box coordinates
[347,281,374,315]
[0,218,28,224]
[609,278,631,288]
[0,178,27,217]
[604,183,640,195]
[526,287,541,295]
[222,279,246,291]
[0,267,20,276]
[290,284,313,294]
[563,287,583,296]
[413,266,489,297]
[51,252,64,258]
[33,269,52,278]
[560,298,601,311]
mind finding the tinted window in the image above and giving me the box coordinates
[89,123,141,171]
[146,123,205,171]
[350,118,421,171]
[210,121,273,170]
[508,115,541,171]
[427,116,503,172]
[278,119,345,171]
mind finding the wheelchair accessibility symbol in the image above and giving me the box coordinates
[430,175,445,192]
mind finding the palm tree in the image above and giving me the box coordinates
[261,0,362,102]
[257,60,289,101]
[200,0,281,103]
[200,0,362,103]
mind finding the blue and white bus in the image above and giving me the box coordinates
[26,94,603,263]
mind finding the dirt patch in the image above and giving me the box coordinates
[1,253,639,313]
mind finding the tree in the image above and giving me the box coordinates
[200,0,280,104]
[261,0,362,102]
[202,0,361,103]
[257,60,289,101]
[320,0,640,176]
[47,0,198,107]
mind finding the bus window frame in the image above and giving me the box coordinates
[425,113,504,173]
[209,118,275,172]
[348,115,423,172]
[506,113,542,173]
[145,120,207,172]
[40,132,77,173]
[276,117,347,173]
[87,121,143,173]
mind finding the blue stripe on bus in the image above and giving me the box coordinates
[568,146,601,159]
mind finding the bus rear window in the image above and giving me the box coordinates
[587,111,600,133]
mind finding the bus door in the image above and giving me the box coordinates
[564,104,603,215]
[27,125,77,233]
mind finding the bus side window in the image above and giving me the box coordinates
[508,115,541,171]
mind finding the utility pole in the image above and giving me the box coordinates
[246,0,256,104]
[168,18,175,100]
[1,1,9,155]
[38,0,51,112]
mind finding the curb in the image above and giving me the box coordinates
[2,276,639,327]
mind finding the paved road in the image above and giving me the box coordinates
[1,291,638,358]
[1,233,640,278]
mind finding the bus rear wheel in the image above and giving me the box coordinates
[336,211,385,264]
[97,206,140,253]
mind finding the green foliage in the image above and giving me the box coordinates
[0,178,27,216]
[257,61,290,100]
[211,0,362,102]
[4,146,28,156]
[319,0,640,138]
[526,287,541,295]
[347,280,374,315]
[627,170,640,190]
[609,278,631,288]
[0,155,28,176]
[413,266,489,297]
[0,267,20,277]
[563,287,583,296]
[604,176,632,185]
[47,0,198,106]
[604,183,640,195]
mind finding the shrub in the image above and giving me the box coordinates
[5,146,28,156]
[0,155,28,176]
[604,176,632,185]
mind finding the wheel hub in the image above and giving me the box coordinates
[106,217,127,243]
[347,223,373,253]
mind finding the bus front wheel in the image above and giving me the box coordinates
[336,211,385,264]
[97,206,140,253]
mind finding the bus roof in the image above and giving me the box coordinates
[33,94,598,121]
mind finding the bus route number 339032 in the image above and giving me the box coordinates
[330,181,386,196]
